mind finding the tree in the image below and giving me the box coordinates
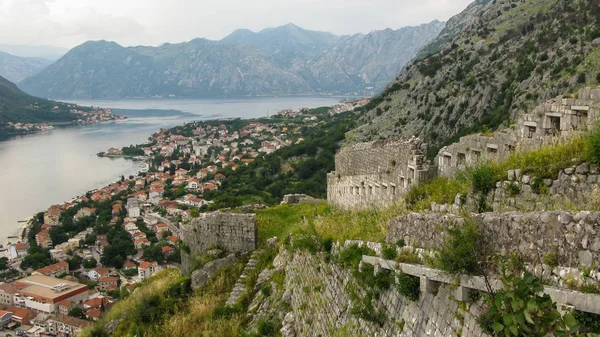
[68,307,85,319]
[67,255,82,270]
[49,226,69,246]
[83,258,97,269]
[142,245,164,264]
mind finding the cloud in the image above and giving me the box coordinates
[0,0,473,48]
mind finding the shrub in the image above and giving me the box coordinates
[260,283,272,297]
[396,249,423,264]
[396,239,406,248]
[257,318,277,336]
[574,311,600,333]
[477,273,579,336]
[338,244,375,269]
[506,181,520,196]
[436,220,483,275]
[396,273,420,301]
[470,162,498,194]
[589,126,600,165]
[322,237,334,253]
[382,244,398,260]
[542,252,559,268]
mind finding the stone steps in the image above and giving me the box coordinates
[226,250,261,306]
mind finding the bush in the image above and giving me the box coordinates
[260,283,272,297]
[477,273,579,336]
[382,244,397,260]
[322,237,334,253]
[574,311,600,333]
[257,318,277,336]
[396,273,420,301]
[436,220,483,275]
[338,244,375,269]
[542,252,559,268]
[506,181,520,196]
[589,126,600,165]
[470,162,498,194]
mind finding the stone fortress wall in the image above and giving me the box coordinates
[180,212,257,274]
[327,137,435,208]
[328,87,600,208]
[437,87,600,177]
[181,212,257,254]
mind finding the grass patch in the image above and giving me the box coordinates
[405,133,590,211]
[255,202,331,244]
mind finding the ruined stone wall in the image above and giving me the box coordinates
[283,250,486,337]
[437,87,600,177]
[387,211,600,285]
[181,213,257,255]
[327,137,434,209]
[430,162,600,214]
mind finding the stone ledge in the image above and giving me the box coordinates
[362,255,600,315]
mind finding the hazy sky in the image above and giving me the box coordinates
[0,0,473,49]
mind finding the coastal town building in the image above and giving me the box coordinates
[127,197,141,217]
[46,315,93,336]
[138,261,159,280]
[0,284,17,306]
[13,275,88,314]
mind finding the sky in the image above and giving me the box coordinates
[0,0,473,49]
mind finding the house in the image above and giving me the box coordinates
[86,308,103,321]
[88,267,110,281]
[0,310,12,328]
[44,205,61,225]
[6,307,30,326]
[138,261,159,280]
[97,276,119,291]
[74,207,95,220]
[214,173,226,182]
[58,300,72,316]
[107,147,122,155]
[134,237,150,249]
[162,246,175,256]
[153,223,169,233]
[126,197,141,217]
[197,168,209,179]
[47,315,93,335]
[166,236,179,245]
[186,178,200,190]
[35,229,51,248]
[13,276,88,315]
[202,183,218,191]
[33,261,69,277]
[123,260,137,270]
[112,202,123,216]
[83,296,114,311]
[175,168,188,177]
[149,187,164,204]
[0,284,17,307]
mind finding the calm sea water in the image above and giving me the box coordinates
[0,96,342,244]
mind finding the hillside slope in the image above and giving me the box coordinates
[19,22,444,99]
[352,0,600,156]
[0,75,78,124]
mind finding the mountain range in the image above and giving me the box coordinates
[0,51,52,83]
[18,22,445,99]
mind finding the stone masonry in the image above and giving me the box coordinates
[181,212,257,254]
[327,137,434,209]
[437,87,600,177]
[387,211,600,286]
[328,87,600,208]
[282,249,486,337]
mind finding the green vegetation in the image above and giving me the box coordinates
[395,273,420,301]
[477,273,580,337]
[406,133,591,211]
[434,219,483,275]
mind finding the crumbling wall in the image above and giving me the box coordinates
[282,250,486,337]
[387,211,600,286]
[437,87,600,177]
[327,137,434,209]
[181,213,257,274]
